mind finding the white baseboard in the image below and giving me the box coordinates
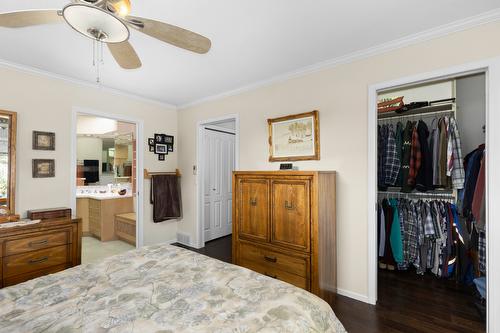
[336,288,373,305]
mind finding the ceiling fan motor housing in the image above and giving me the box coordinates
[62,3,129,43]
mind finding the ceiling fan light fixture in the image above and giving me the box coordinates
[62,3,129,43]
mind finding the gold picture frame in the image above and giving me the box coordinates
[268,110,320,162]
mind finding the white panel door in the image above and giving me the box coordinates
[203,128,235,242]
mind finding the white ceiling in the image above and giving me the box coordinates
[1,1,499,107]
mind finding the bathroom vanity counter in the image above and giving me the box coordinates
[76,196,133,241]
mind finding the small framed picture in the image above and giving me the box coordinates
[167,144,174,152]
[33,131,55,150]
[155,143,167,154]
[158,154,165,161]
[148,138,155,146]
[163,135,174,145]
[32,159,55,178]
[154,134,164,143]
[149,145,155,152]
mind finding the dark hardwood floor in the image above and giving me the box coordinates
[173,235,485,333]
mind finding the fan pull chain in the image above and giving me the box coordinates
[91,39,105,83]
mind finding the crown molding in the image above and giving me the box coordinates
[179,8,500,109]
[0,58,178,110]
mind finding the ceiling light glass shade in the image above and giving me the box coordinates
[77,116,118,135]
[111,0,131,17]
[62,4,129,43]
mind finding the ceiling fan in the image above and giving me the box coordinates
[0,0,211,70]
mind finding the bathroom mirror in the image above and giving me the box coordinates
[0,110,17,221]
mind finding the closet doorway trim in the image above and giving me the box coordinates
[367,58,500,333]
[195,114,240,248]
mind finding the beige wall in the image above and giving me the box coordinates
[178,21,500,298]
[0,66,178,246]
[77,137,103,176]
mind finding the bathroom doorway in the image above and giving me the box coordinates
[72,110,141,264]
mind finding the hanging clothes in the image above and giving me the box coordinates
[389,198,404,265]
[416,120,433,191]
[395,122,404,187]
[437,117,449,188]
[430,119,440,187]
[407,125,421,189]
[472,154,486,231]
[447,117,465,189]
[384,124,400,187]
[400,121,414,192]
[378,116,463,194]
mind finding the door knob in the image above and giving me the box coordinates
[284,200,294,210]
[250,198,257,206]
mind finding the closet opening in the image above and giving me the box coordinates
[375,73,486,332]
[194,115,239,248]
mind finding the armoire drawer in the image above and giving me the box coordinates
[4,231,69,256]
[240,258,309,290]
[238,242,309,278]
[3,245,69,278]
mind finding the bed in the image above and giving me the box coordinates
[0,243,346,332]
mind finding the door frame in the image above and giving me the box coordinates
[367,58,500,332]
[70,106,145,248]
[196,114,240,248]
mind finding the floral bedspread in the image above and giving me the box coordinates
[0,243,346,332]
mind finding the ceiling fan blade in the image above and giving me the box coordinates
[107,41,142,69]
[0,10,63,28]
[126,16,211,54]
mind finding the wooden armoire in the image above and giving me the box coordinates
[232,171,336,299]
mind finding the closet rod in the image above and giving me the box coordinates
[378,103,455,120]
[378,190,455,198]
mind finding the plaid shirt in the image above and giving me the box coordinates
[423,202,436,238]
[408,125,421,186]
[384,125,400,186]
[403,200,419,266]
[413,201,424,270]
[447,117,465,189]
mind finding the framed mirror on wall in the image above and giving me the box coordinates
[0,110,17,222]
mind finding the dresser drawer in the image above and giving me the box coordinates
[240,258,309,290]
[5,231,69,256]
[3,245,69,278]
[239,242,309,278]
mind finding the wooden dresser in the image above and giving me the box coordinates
[0,217,82,288]
[232,171,336,299]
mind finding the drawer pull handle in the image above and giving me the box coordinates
[284,200,294,210]
[265,272,277,279]
[264,255,277,263]
[29,239,48,247]
[250,198,257,206]
[29,256,49,264]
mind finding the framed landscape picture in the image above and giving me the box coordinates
[32,159,55,178]
[33,131,55,150]
[268,110,320,162]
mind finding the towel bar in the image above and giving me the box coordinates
[144,168,181,179]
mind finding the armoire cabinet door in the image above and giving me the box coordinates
[237,179,269,242]
[271,179,311,252]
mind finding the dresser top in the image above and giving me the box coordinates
[0,217,80,236]
[233,170,336,175]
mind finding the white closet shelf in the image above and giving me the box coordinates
[378,103,455,120]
